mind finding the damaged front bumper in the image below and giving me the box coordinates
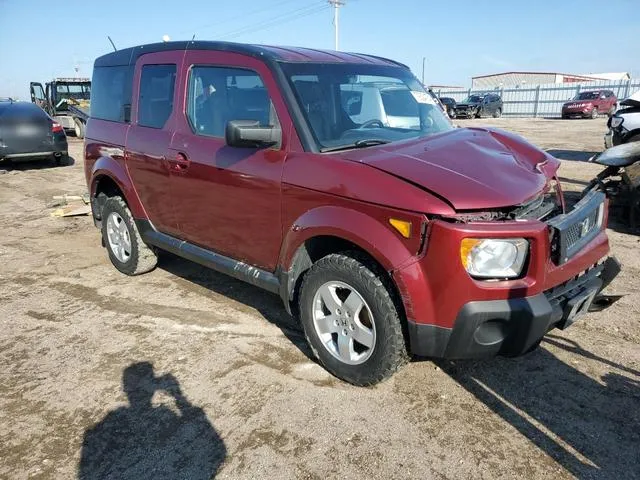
[408,257,621,358]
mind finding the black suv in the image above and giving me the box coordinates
[454,93,503,119]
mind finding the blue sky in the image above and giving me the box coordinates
[1,0,638,99]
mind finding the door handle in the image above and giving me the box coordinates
[169,152,190,172]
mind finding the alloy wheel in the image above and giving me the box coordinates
[311,281,376,365]
[106,212,132,263]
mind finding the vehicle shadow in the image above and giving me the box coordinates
[0,155,75,171]
[78,362,226,479]
[157,252,315,360]
[546,149,599,162]
[433,338,640,479]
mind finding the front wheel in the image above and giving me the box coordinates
[493,108,502,118]
[298,253,408,386]
[74,118,85,139]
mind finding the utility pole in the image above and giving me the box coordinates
[422,57,426,85]
[329,0,345,50]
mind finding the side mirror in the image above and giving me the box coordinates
[225,120,281,148]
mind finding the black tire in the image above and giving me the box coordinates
[562,114,569,119]
[493,108,502,118]
[101,196,158,275]
[590,107,599,119]
[53,153,69,166]
[74,118,85,139]
[298,252,408,386]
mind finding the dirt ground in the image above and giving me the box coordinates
[0,118,638,480]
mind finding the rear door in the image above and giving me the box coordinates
[489,95,499,115]
[125,52,182,236]
[606,91,617,112]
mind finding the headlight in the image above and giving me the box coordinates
[460,238,529,279]
[610,116,624,128]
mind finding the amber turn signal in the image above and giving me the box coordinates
[389,218,412,238]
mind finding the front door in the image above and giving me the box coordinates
[125,52,183,236]
[169,51,294,271]
[30,82,50,114]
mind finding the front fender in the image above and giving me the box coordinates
[90,156,146,219]
[279,205,429,319]
[281,205,423,271]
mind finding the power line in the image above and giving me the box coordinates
[218,2,330,41]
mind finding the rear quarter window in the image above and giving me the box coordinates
[91,66,130,122]
[138,64,176,129]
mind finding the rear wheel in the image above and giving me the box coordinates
[101,196,157,275]
[493,108,502,118]
[608,104,617,116]
[590,107,599,119]
[52,153,68,166]
[298,252,408,386]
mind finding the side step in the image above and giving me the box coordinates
[136,219,280,294]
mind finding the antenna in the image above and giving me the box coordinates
[107,36,117,52]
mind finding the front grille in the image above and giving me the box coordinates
[564,208,599,248]
[547,191,605,264]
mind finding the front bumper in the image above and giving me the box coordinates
[604,128,626,148]
[563,108,591,118]
[454,110,476,118]
[408,257,621,358]
[392,190,617,359]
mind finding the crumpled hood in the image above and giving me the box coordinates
[342,127,559,211]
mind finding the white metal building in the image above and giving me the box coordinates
[471,71,609,89]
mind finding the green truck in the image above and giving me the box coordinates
[30,78,91,138]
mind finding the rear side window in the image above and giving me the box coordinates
[186,66,278,138]
[91,66,129,122]
[138,64,176,129]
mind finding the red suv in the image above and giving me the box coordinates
[85,42,620,385]
[562,90,617,119]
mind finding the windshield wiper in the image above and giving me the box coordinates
[320,139,391,153]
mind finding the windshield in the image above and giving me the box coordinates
[282,63,452,151]
[574,92,599,100]
[463,95,484,103]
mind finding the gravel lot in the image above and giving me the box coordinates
[1,118,638,480]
